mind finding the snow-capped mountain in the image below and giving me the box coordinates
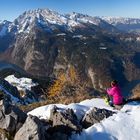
[1,9,140,37]
[14,8,67,34]
[0,8,140,93]
[0,8,118,45]
[102,17,140,25]
[11,8,117,34]
[0,20,16,52]
[0,8,118,51]
[102,16,140,33]
[0,20,12,36]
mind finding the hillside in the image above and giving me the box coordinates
[0,9,140,96]
[1,1,140,140]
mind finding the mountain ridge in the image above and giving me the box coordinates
[0,8,118,36]
[1,8,140,37]
[0,8,140,93]
[102,16,140,33]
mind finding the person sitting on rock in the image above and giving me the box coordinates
[106,80,123,107]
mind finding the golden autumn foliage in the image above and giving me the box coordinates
[48,73,67,97]
[20,66,91,112]
[67,65,77,84]
[48,65,80,98]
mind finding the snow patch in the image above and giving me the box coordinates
[56,33,66,36]
[28,98,113,121]
[102,16,140,25]
[5,75,38,91]
[99,47,107,50]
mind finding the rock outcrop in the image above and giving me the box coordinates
[0,95,115,140]
[48,106,82,135]
[14,115,49,140]
[0,78,23,104]
[82,107,115,128]
[0,96,27,135]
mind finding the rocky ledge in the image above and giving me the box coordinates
[0,95,115,140]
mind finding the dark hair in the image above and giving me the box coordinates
[111,80,118,86]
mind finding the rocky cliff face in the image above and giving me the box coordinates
[0,9,140,91]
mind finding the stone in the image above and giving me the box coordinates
[48,107,82,135]
[0,97,27,134]
[14,115,49,140]
[82,107,114,128]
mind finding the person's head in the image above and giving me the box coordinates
[111,80,118,87]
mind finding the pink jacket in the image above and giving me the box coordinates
[107,85,123,105]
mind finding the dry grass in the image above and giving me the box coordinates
[58,93,92,104]
[19,98,56,112]
[131,83,140,99]
[19,91,92,113]
[130,94,140,99]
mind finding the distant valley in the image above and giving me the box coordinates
[0,8,140,99]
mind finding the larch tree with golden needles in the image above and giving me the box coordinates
[47,64,87,102]
[48,72,67,98]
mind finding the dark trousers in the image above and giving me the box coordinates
[107,95,114,107]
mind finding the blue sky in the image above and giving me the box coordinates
[0,0,140,21]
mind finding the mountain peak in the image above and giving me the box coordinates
[1,8,117,35]
[102,16,140,25]
[15,8,67,25]
[102,16,140,33]
[0,20,11,25]
[67,12,88,18]
[13,8,68,33]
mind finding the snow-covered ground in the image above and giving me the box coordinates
[5,75,38,91]
[28,98,140,140]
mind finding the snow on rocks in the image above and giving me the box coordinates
[28,99,114,120]
[28,98,140,140]
[4,75,39,104]
[10,8,115,34]
[102,16,140,26]
[71,100,140,140]
[0,20,13,37]
[5,75,38,91]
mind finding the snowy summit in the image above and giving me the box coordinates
[28,98,140,140]
[0,8,113,34]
